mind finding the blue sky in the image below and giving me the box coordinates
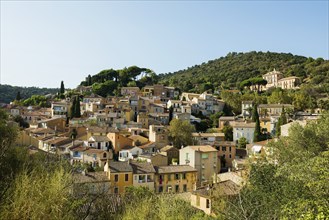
[1,1,328,88]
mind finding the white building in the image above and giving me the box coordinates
[51,102,69,118]
[241,101,253,119]
[232,122,256,144]
[118,146,142,162]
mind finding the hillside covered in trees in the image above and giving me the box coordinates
[79,66,158,97]
[0,84,58,104]
[158,51,329,93]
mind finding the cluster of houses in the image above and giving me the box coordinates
[4,69,325,215]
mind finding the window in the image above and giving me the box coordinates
[202,153,209,159]
[222,146,226,151]
[159,186,163,192]
[138,175,145,183]
[103,153,107,158]
[229,147,231,152]
[114,174,119,182]
[175,185,179,192]
[167,174,171,181]
[175,173,179,180]
[114,187,119,194]
[206,199,210,208]
[182,173,186,179]
[183,184,187,192]
[125,174,129,181]
[229,154,232,158]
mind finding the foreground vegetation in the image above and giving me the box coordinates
[216,114,329,219]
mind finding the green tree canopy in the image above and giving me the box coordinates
[92,80,118,97]
[222,124,233,141]
[169,119,195,148]
[238,137,248,148]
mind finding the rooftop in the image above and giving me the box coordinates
[258,104,293,108]
[130,161,156,174]
[232,122,256,128]
[192,133,225,138]
[155,165,197,174]
[73,171,110,184]
[193,180,240,197]
[89,135,110,142]
[109,162,133,173]
[184,145,218,152]
[160,145,178,152]
[219,116,236,121]
[278,76,300,81]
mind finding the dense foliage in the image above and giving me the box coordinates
[80,66,159,97]
[0,84,58,104]
[214,114,329,219]
[169,119,195,148]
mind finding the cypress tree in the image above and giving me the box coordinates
[252,104,261,142]
[169,106,174,123]
[70,97,76,119]
[281,107,287,125]
[251,103,258,122]
[276,107,287,137]
[16,91,21,101]
[60,81,65,94]
[87,75,92,86]
[276,117,282,137]
[75,96,81,118]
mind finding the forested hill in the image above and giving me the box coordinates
[0,84,58,104]
[158,51,329,93]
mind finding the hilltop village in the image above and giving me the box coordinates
[3,68,326,216]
